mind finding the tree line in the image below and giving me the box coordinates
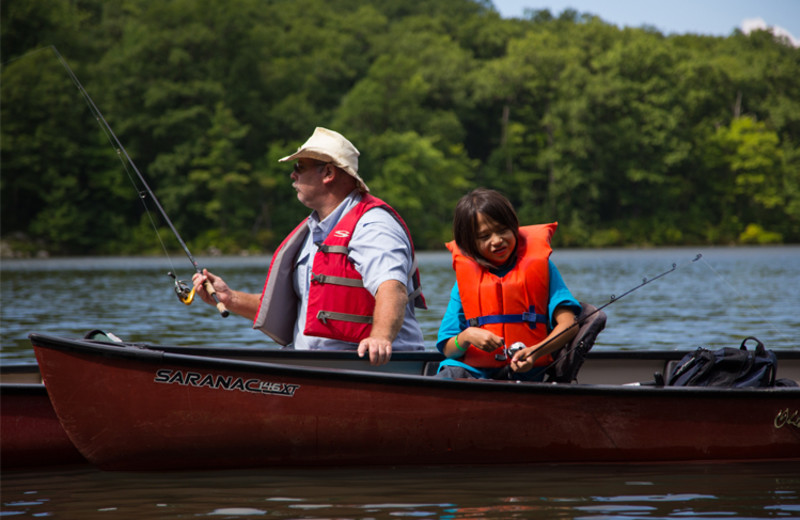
[2,0,799,256]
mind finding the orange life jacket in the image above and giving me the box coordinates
[253,194,425,345]
[446,223,556,368]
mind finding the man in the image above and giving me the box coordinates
[193,127,426,365]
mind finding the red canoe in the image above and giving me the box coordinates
[0,365,86,469]
[0,340,440,470]
[30,333,800,471]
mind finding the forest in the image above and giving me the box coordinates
[2,0,799,256]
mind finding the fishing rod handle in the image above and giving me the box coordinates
[203,280,230,318]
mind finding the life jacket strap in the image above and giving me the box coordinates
[311,273,365,288]
[467,310,547,328]
[410,254,427,309]
[316,310,373,325]
[315,243,350,255]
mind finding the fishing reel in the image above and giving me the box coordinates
[167,272,195,305]
[494,341,527,361]
[507,342,527,355]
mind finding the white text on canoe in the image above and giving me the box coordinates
[154,369,300,397]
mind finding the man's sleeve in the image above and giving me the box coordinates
[348,208,412,295]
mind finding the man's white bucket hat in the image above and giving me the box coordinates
[279,127,368,192]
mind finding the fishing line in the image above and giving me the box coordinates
[572,253,702,332]
[3,49,173,262]
[48,46,228,317]
[1,45,54,66]
[697,255,790,342]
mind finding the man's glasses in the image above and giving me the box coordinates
[293,161,327,174]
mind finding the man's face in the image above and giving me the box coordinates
[290,159,327,208]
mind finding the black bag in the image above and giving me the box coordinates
[666,337,777,388]
[545,302,607,383]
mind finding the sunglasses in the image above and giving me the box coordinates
[293,161,327,174]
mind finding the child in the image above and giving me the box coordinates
[436,188,581,380]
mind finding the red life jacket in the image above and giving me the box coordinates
[446,223,556,368]
[253,194,425,345]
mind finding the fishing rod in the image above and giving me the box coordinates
[506,254,703,365]
[50,46,228,317]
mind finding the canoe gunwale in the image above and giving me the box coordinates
[28,332,800,399]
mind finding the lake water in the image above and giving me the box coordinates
[3,462,799,519]
[2,247,798,359]
[1,247,799,518]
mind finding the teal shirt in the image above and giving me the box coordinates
[436,260,580,378]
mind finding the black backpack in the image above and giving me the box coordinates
[545,302,607,383]
[665,337,778,388]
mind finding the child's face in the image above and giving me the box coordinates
[475,212,516,266]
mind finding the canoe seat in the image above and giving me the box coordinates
[422,362,441,376]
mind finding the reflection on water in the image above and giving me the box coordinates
[2,462,799,519]
[2,247,799,361]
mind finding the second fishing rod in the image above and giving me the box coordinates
[506,253,703,366]
[52,46,228,318]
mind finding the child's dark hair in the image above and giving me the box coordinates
[453,188,519,268]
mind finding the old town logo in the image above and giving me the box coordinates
[154,369,299,397]
[774,408,800,430]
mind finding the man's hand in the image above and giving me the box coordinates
[357,280,408,366]
[191,269,260,321]
[192,269,231,306]
[357,336,393,366]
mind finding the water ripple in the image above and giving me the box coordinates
[2,247,799,362]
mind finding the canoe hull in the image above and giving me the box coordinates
[0,384,86,468]
[32,334,800,471]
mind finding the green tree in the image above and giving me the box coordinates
[2,49,132,254]
[3,0,800,255]
[708,116,797,242]
[334,21,474,146]
[187,102,254,251]
[361,131,475,248]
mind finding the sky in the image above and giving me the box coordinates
[491,0,800,46]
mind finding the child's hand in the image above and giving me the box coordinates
[461,327,504,352]
[510,346,537,373]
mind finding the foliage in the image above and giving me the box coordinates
[2,0,799,257]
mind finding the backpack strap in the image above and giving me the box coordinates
[545,303,607,383]
[741,336,776,387]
